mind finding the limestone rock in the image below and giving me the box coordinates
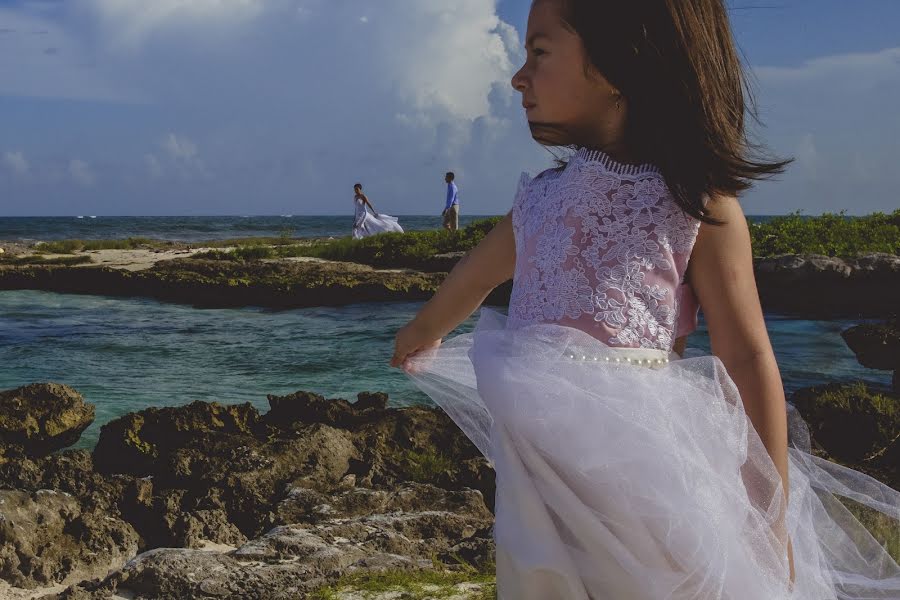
[0,384,94,459]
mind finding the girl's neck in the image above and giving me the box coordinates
[575,123,638,166]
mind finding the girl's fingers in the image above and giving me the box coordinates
[390,341,411,368]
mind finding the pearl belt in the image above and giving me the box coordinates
[562,347,675,369]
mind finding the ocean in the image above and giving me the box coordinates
[0,214,791,243]
[0,291,889,449]
[0,215,888,450]
[0,215,496,243]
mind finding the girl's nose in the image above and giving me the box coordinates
[511,64,528,92]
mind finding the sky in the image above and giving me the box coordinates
[0,0,898,216]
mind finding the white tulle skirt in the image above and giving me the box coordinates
[352,211,404,239]
[406,308,900,599]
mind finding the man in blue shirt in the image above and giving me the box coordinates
[442,171,459,232]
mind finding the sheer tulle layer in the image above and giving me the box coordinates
[352,212,404,239]
[406,308,900,600]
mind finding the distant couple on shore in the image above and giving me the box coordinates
[351,172,460,239]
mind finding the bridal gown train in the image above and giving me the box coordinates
[353,196,403,239]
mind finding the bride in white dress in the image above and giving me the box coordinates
[352,183,403,239]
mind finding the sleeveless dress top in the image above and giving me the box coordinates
[508,147,701,351]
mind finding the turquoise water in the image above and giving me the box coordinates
[0,290,890,449]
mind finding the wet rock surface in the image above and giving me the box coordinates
[842,319,900,392]
[0,385,494,599]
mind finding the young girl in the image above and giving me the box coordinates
[352,183,404,239]
[391,1,900,598]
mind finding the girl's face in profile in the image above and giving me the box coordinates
[511,0,622,148]
[354,186,362,194]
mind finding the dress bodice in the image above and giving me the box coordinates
[353,195,366,216]
[508,148,702,352]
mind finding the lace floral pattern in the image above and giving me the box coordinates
[509,148,701,351]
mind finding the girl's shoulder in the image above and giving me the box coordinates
[518,166,562,193]
[532,166,565,182]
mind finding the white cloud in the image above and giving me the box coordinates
[2,151,29,175]
[746,47,900,214]
[69,159,95,186]
[87,0,264,48]
[163,133,198,161]
[756,47,900,88]
[0,1,549,214]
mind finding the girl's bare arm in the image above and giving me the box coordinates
[687,195,794,578]
[687,196,788,483]
[391,213,516,367]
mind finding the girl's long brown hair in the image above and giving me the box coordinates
[557,0,791,223]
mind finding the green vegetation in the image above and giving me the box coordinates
[813,381,898,419]
[748,210,900,257]
[312,560,496,600]
[197,232,303,249]
[194,218,502,267]
[0,254,93,266]
[195,212,900,267]
[35,237,169,253]
[294,218,501,267]
[842,498,900,563]
[27,211,900,269]
[401,448,456,484]
[195,246,278,261]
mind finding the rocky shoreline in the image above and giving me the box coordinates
[0,247,897,318]
[0,374,897,599]
[1,384,495,599]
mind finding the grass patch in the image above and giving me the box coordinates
[841,498,900,563]
[0,254,94,266]
[312,562,496,600]
[35,237,168,253]
[192,245,279,261]
[188,218,502,266]
[197,233,302,249]
[295,218,501,268]
[815,382,898,418]
[401,448,456,484]
[749,210,900,257]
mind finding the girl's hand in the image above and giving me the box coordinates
[391,322,441,371]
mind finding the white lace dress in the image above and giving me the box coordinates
[352,196,404,239]
[406,148,900,599]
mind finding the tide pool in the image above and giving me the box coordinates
[0,290,889,448]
